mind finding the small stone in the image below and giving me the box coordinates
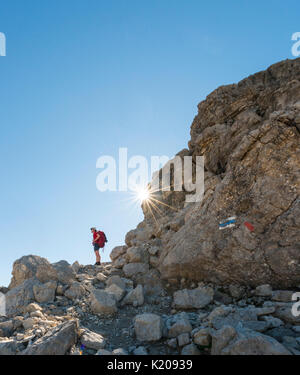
[181,343,201,355]
[96,273,107,282]
[282,336,299,349]
[193,328,211,346]
[271,290,294,302]
[106,275,126,290]
[133,346,148,355]
[112,348,128,355]
[168,319,192,338]
[64,282,85,300]
[30,310,44,319]
[255,285,272,297]
[23,318,38,331]
[122,285,144,307]
[71,261,81,273]
[81,329,106,350]
[12,316,24,330]
[105,284,126,302]
[260,316,283,328]
[96,349,112,355]
[25,303,42,313]
[148,247,159,256]
[177,333,190,347]
[228,285,245,300]
[167,338,177,349]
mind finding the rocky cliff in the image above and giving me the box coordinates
[114,57,300,288]
[1,58,300,356]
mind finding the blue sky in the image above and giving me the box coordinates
[0,0,299,286]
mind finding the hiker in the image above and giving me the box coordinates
[90,227,107,266]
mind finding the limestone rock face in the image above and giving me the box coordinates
[114,57,300,288]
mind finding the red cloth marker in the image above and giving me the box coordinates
[244,222,254,232]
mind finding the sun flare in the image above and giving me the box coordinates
[136,188,150,203]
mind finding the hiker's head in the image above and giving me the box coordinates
[90,227,96,233]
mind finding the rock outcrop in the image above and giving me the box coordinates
[1,58,299,356]
[111,57,300,288]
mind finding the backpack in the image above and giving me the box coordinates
[98,231,108,244]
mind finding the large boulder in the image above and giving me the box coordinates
[208,306,266,330]
[173,287,214,309]
[9,255,57,289]
[123,263,149,278]
[110,246,127,261]
[113,257,127,269]
[33,281,57,304]
[211,325,291,355]
[0,339,18,355]
[52,261,76,285]
[5,279,38,316]
[22,321,77,355]
[106,275,126,290]
[122,285,144,307]
[273,303,300,324]
[90,290,118,315]
[134,313,163,342]
[126,247,149,263]
[0,321,13,337]
[64,282,85,300]
[105,284,126,302]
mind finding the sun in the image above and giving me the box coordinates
[136,187,150,203]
